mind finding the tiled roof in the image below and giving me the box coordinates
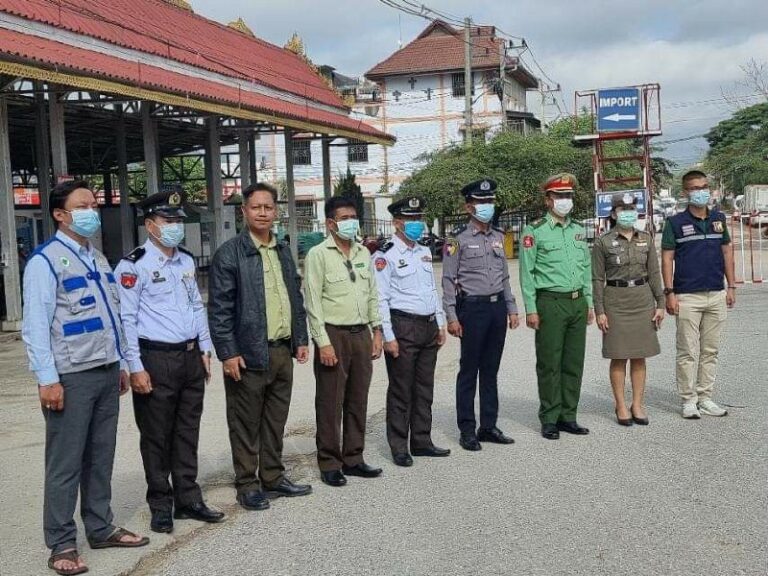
[366,19,538,89]
[0,0,393,143]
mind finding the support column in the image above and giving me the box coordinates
[102,172,113,205]
[283,128,298,264]
[238,126,251,191]
[0,97,21,330]
[205,117,224,253]
[48,85,68,181]
[141,102,160,196]
[34,81,53,239]
[116,107,134,253]
[248,132,258,184]
[322,136,332,202]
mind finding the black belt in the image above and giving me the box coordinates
[139,338,198,352]
[391,309,436,323]
[326,323,367,333]
[606,277,648,288]
[459,292,504,303]
[537,290,583,300]
[268,338,291,348]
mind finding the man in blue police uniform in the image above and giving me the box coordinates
[22,180,148,576]
[442,179,520,451]
[661,170,736,419]
[115,189,224,534]
[373,196,450,467]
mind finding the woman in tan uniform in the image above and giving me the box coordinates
[592,193,665,426]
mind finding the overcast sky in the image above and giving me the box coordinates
[192,0,768,167]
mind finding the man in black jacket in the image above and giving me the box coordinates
[209,183,311,512]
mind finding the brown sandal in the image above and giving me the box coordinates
[48,550,88,575]
[89,527,150,549]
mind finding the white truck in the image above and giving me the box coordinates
[735,185,768,227]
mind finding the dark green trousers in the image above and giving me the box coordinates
[535,292,588,424]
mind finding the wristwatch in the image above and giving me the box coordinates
[663,288,674,296]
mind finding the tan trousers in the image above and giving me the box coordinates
[675,291,727,403]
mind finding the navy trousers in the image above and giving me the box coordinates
[455,298,507,434]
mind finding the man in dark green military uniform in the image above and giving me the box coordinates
[519,173,594,440]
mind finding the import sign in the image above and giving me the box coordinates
[597,87,641,132]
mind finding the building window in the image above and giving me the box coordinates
[347,139,369,163]
[452,72,475,98]
[296,199,315,218]
[292,140,312,166]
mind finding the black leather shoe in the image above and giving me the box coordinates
[411,446,451,457]
[236,491,270,511]
[616,411,633,427]
[541,423,560,440]
[393,452,413,467]
[477,427,515,444]
[174,501,225,523]
[459,433,482,451]
[321,470,347,487]
[342,462,383,478]
[265,478,313,499]
[150,509,173,533]
[557,421,590,435]
[630,407,649,426]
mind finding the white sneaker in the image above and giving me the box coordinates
[682,401,701,419]
[698,399,728,417]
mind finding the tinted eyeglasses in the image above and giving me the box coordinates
[344,259,356,283]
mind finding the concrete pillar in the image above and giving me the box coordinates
[322,136,332,202]
[102,172,113,205]
[34,81,53,239]
[283,128,298,264]
[248,132,258,184]
[238,127,251,191]
[115,107,134,253]
[205,117,224,252]
[0,97,21,330]
[141,102,160,196]
[48,85,68,181]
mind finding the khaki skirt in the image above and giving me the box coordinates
[602,284,660,359]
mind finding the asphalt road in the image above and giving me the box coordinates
[133,282,767,576]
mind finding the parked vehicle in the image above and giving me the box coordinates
[739,185,768,227]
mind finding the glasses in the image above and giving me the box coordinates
[344,259,356,283]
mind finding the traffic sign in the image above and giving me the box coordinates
[597,87,641,132]
[596,189,646,218]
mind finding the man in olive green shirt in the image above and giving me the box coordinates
[519,173,594,440]
[304,196,384,487]
[209,183,311,513]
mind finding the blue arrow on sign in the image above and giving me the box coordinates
[597,88,641,132]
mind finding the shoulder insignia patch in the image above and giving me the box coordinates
[451,224,467,236]
[444,238,459,257]
[523,235,535,249]
[712,220,724,233]
[374,257,387,271]
[531,219,546,229]
[120,272,138,289]
[380,241,394,253]
[123,247,146,263]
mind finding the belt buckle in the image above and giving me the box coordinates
[571,291,579,300]
[490,295,498,303]
[428,314,436,322]
[186,341,195,351]
[628,280,636,287]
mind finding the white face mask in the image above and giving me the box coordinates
[552,198,574,217]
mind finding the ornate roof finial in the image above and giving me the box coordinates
[228,17,254,37]
[284,32,305,57]
[162,0,194,12]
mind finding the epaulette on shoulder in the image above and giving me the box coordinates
[178,246,194,258]
[380,241,394,253]
[122,247,146,263]
[449,223,467,237]
[492,225,504,233]
[531,218,546,229]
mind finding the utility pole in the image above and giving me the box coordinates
[464,16,473,146]
[499,39,506,132]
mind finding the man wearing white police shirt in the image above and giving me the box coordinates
[373,197,449,467]
[661,170,736,419]
[115,189,223,534]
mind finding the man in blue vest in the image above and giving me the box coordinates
[22,180,149,576]
[661,170,736,419]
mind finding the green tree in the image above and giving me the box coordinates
[333,167,365,220]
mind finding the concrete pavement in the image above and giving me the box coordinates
[0,263,766,576]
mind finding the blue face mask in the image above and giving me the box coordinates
[156,222,185,248]
[688,189,711,207]
[403,221,425,242]
[67,208,101,238]
[616,210,638,228]
[335,218,359,241]
[474,203,495,223]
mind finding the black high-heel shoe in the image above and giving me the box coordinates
[630,406,649,425]
[615,410,633,427]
